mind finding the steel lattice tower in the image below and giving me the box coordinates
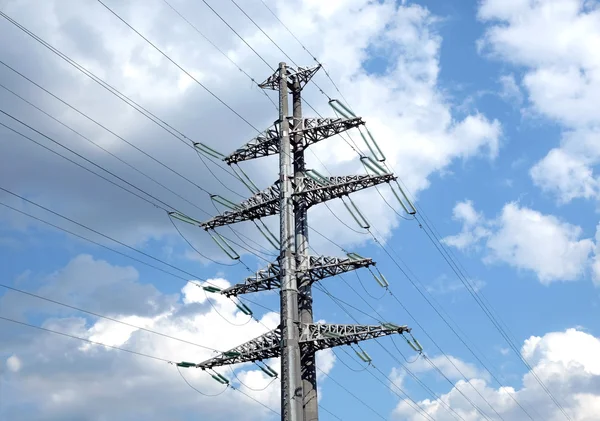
[196,63,411,421]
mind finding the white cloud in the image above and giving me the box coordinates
[443,201,596,284]
[441,200,490,250]
[394,328,600,421]
[478,0,600,204]
[6,355,22,372]
[498,73,523,106]
[592,223,600,286]
[410,354,490,382]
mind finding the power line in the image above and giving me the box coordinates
[95,0,261,132]
[0,315,173,363]
[160,0,277,110]
[315,366,387,421]
[0,283,221,352]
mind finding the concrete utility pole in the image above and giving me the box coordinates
[278,62,304,421]
[195,63,412,421]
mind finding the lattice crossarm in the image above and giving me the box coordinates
[303,255,374,285]
[221,262,282,297]
[298,174,396,208]
[290,117,365,152]
[223,124,281,164]
[196,328,282,369]
[259,65,321,91]
[201,182,281,229]
[299,323,411,352]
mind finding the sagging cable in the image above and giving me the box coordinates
[210,232,240,260]
[390,181,417,215]
[360,156,387,175]
[193,142,225,159]
[305,169,330,186]
[168,211,202,226]
[358,126,386,162]
[255,220,279,249]
[232,164,259,194]
[328,99,355,119]
[342,197,370,229]
[211,194,239,210]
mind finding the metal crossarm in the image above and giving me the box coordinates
[221,262,282,297]
[259,65,321,91]
[224,123,280,164]
[201,182,280,229]
[301,174,396,208]
[221,255,374,297]
[299,323,411,352]
[290,117,365,153]
[201,174,394,229]
[195,323,410,370]
[224,117,364,164]
[197,327,282,369]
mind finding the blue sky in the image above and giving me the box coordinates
[2,0,600,420]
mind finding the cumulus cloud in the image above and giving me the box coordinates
[442,200,596,284]
[478,0,600,204]
[0,254,302,421]
[394,328,600,421]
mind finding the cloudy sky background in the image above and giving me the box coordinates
[1,0,600,420]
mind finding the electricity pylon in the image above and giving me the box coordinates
[196,63,411,421]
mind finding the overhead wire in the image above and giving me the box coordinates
[0,315,172,363]
[177,366,229,397]
[315,366,388,421]
[95,0,261,132]
[160,0,277,110]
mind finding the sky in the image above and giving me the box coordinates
[1,0,600,420]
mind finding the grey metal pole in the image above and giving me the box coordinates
[293,83,319,421]
[278,62,303,421]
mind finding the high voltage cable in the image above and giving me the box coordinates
[256,0,350,107]
[160,0,277,110]
[315,366,388,421]
[0,59,219,201]
[95,0,260,132]
[323,262,498,421]
[0,315,173,363]
[0,80,212,215]
[0,314,283,415]
[317,283,467,421]
[0,283,222,352]
[0,21,244,192]
[0,107,263,271]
